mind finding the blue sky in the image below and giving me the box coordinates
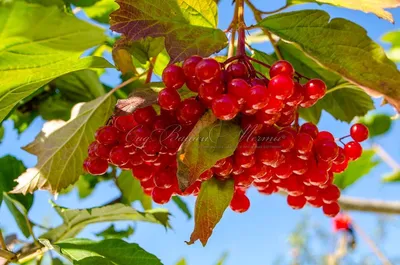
[1,1,400,264]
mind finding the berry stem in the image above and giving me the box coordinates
[146,56,157,83]
[246,56,271,69]
[236,0,246,57]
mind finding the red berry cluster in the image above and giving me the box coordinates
[83,56,369,218]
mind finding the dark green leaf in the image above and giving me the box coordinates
[177,111,241,190]
[55,70,106,102]
[359,113,392,138]
[41,203,170,242]
[38,96,74,121]
[382,170,400,182]
[334,150,380,189]
[52,258,65,265]
[65,0,100,7]
[3,193,32,238]
[9,110,38,134]
[53,238,162,265]
[110,0,228,63]
[84,0,119,24]
[0,1,111,123]
[287,0,400,23]
[251,49,276,77]
[172,196,192,219]
[186,178,234,246]
[0,125,4,142]
[117,171,152,210]
[258,10,400,112]
[95,224,134,240]
[75,257,115,265]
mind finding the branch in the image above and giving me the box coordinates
[0,232,7,251]
[0,249,16,262]
[339,196,400,215]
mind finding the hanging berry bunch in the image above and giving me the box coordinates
[83,53,369,218]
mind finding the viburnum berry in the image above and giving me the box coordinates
[183,55,202,77]
[237,137,257,156]
[315,140,339,162]
[230,191,250,213]
[350,123,369,142]
[227,61,249,79]
[234,152,255,169]
[262,97,284,114]
[94,143,112,159]
[300,122,319,139]
[109,145,130,166]
[152,187,173,204]
[304,79,326,100]
[158,88,181,111]
[199,81,225,103]
[322,185,341,203]
[344,141,362,160]
[245,85,269,110]
[176,98,205,126]
[162,64,186,89]
[270,60,295,78]
[84,157,108,175]
[95,126,119,145]
[186,77,201,92]
[227,79,250,104]
[316,131,335,142]
[212,94,240,120]
[195,58,221,83]
[294,133,314,154]
[286,82,304,106]
[88,142,98,157]
[113,114,137,132]
[323,201,340,217]
[133,106,157,125]
[268,75,294,100]
[287,195,306,210]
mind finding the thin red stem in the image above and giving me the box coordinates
[247,56,272,69]
[236,0,246,56]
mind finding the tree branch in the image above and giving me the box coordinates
[339,196,400,215]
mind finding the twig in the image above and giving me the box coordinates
[352,222,393,265]
[373,144,400,171]
[236,0,246,56]
[0,231,7,251]
[24,216,40,247]
[259,4,289,15]
[339,196,400,215]
[109,71,148,95]
[146,57,157,84]
[0,249,16,261]
[16,247,47,264]
[245,0,284,60]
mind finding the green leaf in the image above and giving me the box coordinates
[38,96,74,121]
[110,0,228,63]
[215,253,228,265]
[84,0,119,24]
[334,150,380,189]
[0,1,111,122]
[257,10,400,112]
[175,259,187,265]
[278,42,374,123]
[65,0,100,7]
[172,196,192,219]
[75,174,103,199]
[51,238,162,265]
[40,203,170,242]
[287,0,400,23]
[251,49,276,77]
[54,70,106,102]
[382,170,400,182]
[186,178,234,246]
[0,125,4,142]
[95,224,134,240]
[11,93,116,195]
[3,193,32,238]
[177,111,241,190]
[0,156,33,238]
[358,113,392,138]
[117,171,152,210]
[9,110,38,134]
[382,30,400,63]
[52,258,65,265]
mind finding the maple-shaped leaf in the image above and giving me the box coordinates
[109,0,228,63]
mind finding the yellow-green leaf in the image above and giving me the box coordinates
[186,178,234,246]
[288,0,400,23]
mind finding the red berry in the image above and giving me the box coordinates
[177,98,205,126]
[274,162,292,179]
[316,131,335,142]
[186,77,201,92]
[309,168,329,186]
[213,157,233,177]
[333,147,346,165]
[268,75,294,100]
[132,164,153,181]
[277,130,295,152]
[322,185,341,203]
[344,141,362,161]
[256,148,280,166]
[256,111,281,125]
[227,79,251,104]
[270,60,295,78]
[195,58,221,83]
[291,157,308,175]
[315,140,339,162]
[300,122,319,139]
[199,81,224,102]
[212,94,240,120]
[308,197,323,208]
[127,126,151,147]
[234,153,255,169]
[95,126,119,145]
[230,191,250,213]
[199,169,213,181]
[287,195,306,210]
[183,55,202,77]
[323,202,340,217]
[262,97,284,114]
[245,85,269,110]
[94,143,112,159]
[295,133,314,154]
[276,112,296,127]
[162,65,186,89]
[133,106,157,125]
[350,123,369,142]
[304,79,326,100]
[88,142,98,157]
[158,88,181,111]
[109,145,130,166]
[113,114,137,132]
[331,158,349,173]
[153,167,176,189]
[152,187,173,204]
[143,136,162,155]
[304,185,319,200]
[237,137,257,156]
[234,173,253,188]
[333,213,352,231]
[285,82,304,106]
[300,98,318,108]
[227,62,249,79]
[84,157,108,175]
[130,152,143,166]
